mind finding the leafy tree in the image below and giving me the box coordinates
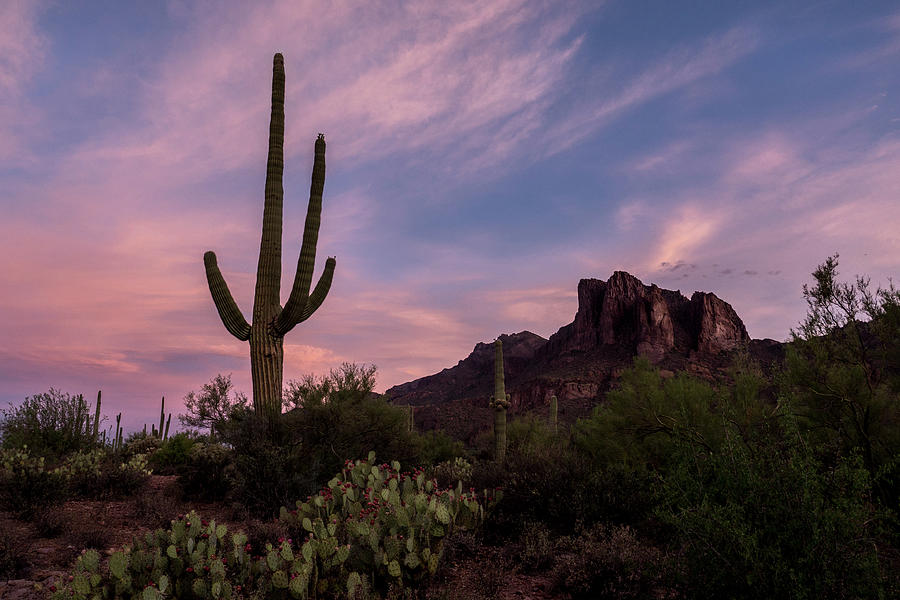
[283,362,377,409]
[573,356,724,469]
[784,254,900,505]
[179,373,248,438]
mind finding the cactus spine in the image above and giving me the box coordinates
[204,53,336,424]
[549,394,558,434]
[489,339,510,461]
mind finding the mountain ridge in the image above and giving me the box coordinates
[386,271,784,442]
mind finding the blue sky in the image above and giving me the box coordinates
[1,1,899,432]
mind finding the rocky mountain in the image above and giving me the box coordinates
[385,271,784,442]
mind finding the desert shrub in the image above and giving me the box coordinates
[34,506,67,538]
[225,365,420,516]
[149,432,197,474]
[552,523,667,599]
[180,373,248,438]
[506,415,557,455]
[416,429,467,466]
[121,431,162,458]
[179,441,234,501]
[659,412,886,600]
[224,410,315,515]
[63,449,151,499]
[471,442,609,541]
[432,456,473,490]
[134,487,181,530]
[0,447,69,518]
[0,526,28,579]
[783,255,900,510]
[64,523,113,552]
[573,357,724,470]
[518,521,555,572]
[0,389,99,457]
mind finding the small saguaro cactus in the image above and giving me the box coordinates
[92,390,102,441]
[203,53,336,424]
[489,339,510,461]
[549,394,558,434]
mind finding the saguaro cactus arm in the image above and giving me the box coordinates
[295,255,336,324]
[275,133,332,335]
[204,251,252,341]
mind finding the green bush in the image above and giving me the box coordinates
[180,441,234,501]
[471,441,610,541]
[432,457,473,491]
[121,431,162,458]
[224,365,421,517]
[573,357,724,469]
[0,389,99,457]
[0,447,69,518]
[658,412,886,599]
[416,429,467,467]
[224,409,318,516]
[150,432,198,474]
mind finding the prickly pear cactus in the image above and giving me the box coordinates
[278,452,498,593]
[51,454,496,600]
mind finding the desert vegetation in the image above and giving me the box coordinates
[1,257,898,599]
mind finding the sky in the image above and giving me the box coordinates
[2,0,900,433]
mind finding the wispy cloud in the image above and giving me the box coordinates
[0,0,47,163]
[544,26,760,156]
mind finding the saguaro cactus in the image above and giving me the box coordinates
[489,339,510,461]
[203,53,336,423]
[92,390,102,442]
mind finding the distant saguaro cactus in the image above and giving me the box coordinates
[92,390,102,442]
[489,339,510,461]
[203,53,336,423]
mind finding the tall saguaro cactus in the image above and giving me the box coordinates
[489,339,510,461]
[203,53,336,423]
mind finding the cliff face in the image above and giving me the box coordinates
[540,271,749,361]
[385,271,767,442]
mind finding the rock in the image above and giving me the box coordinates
[385,331,546,407]
[690,292,749,353]
[384,270,768,442]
